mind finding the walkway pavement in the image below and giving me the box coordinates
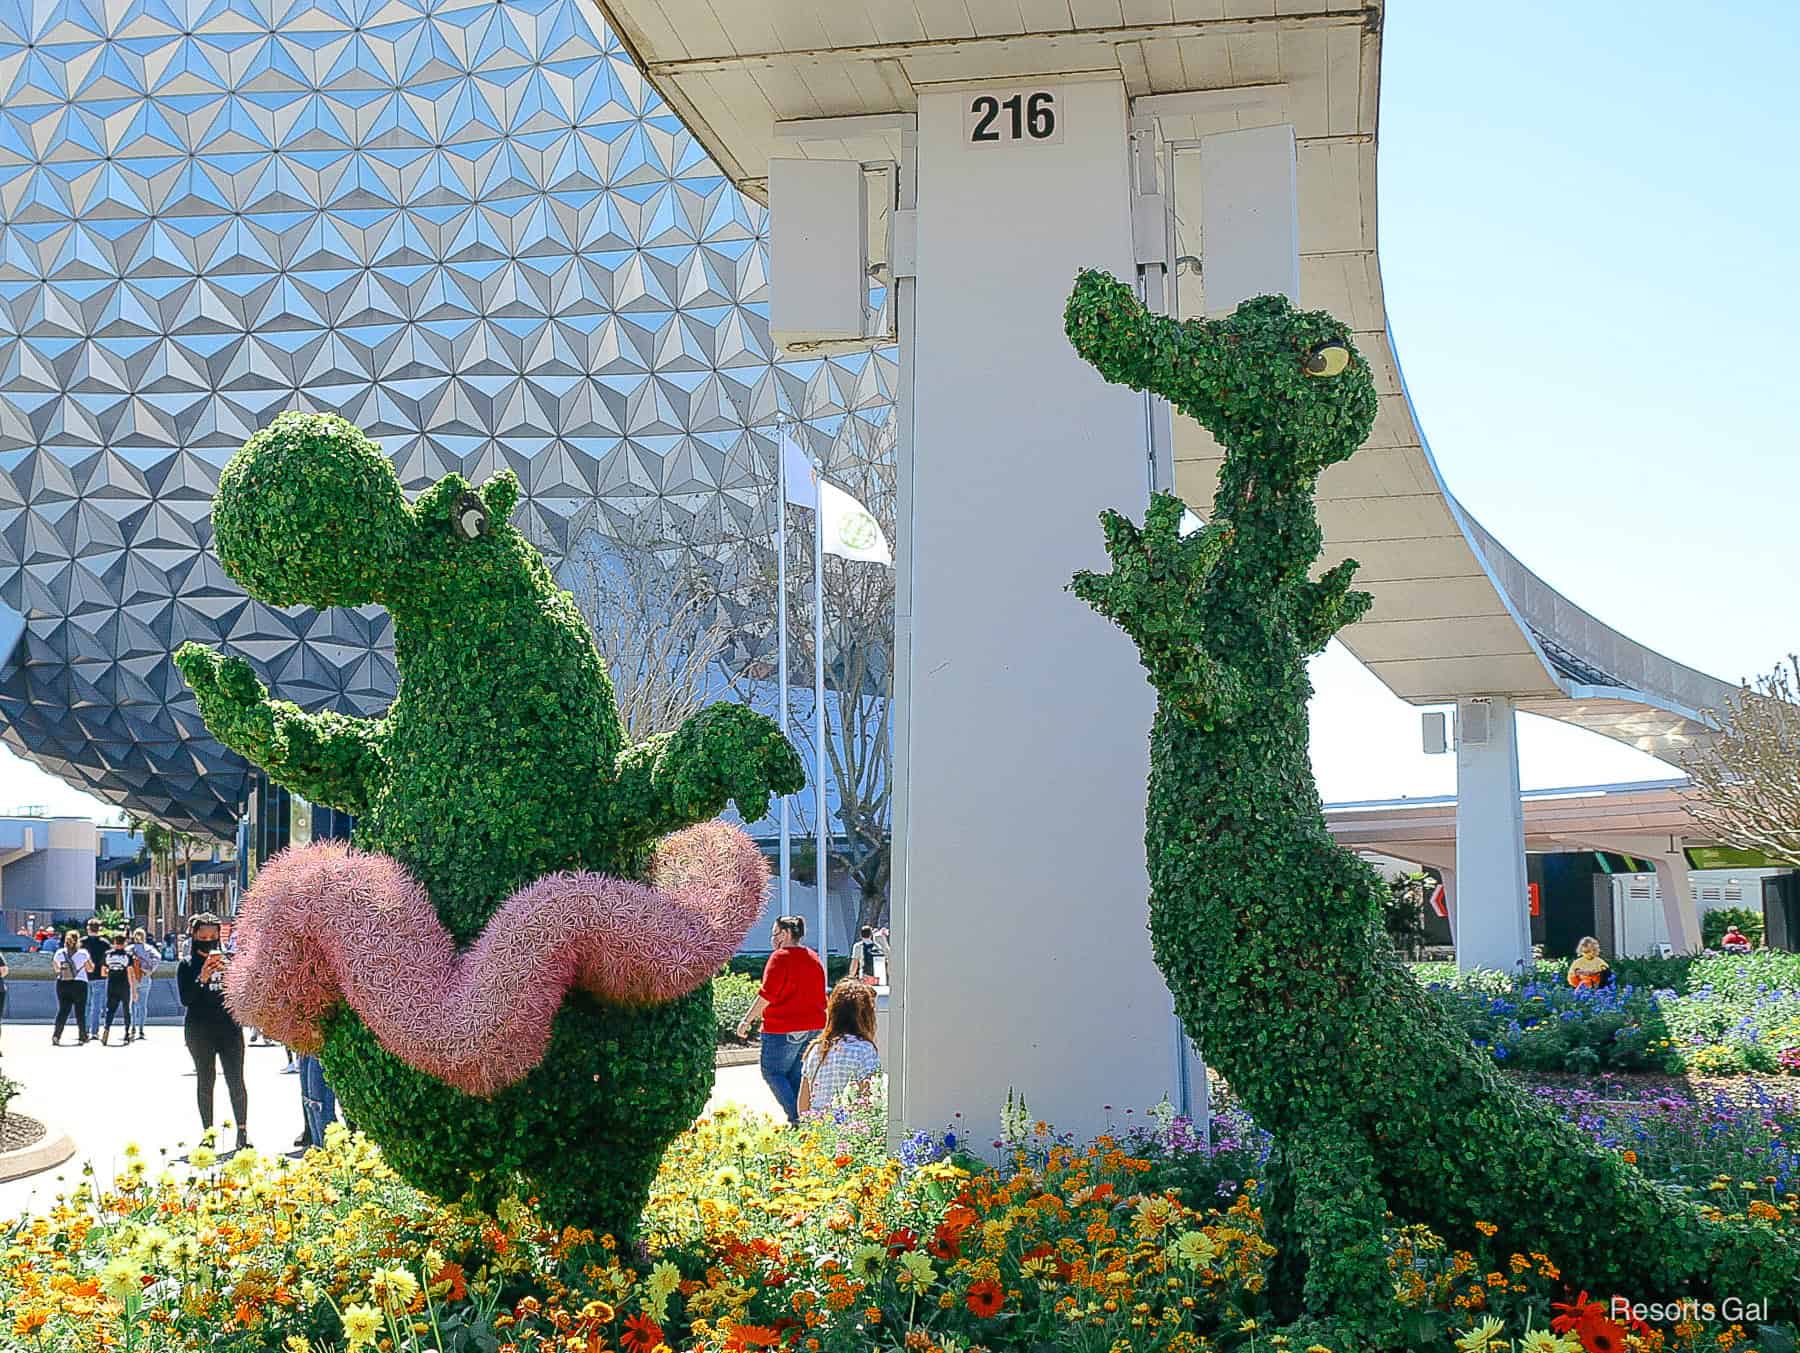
[0,1027,780,1219]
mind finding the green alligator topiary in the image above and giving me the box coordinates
[1064,269,1797,1344]
[175,411,804,1236]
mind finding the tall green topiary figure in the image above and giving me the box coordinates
[175,411,803,1236]
[1065,270,1796,1343]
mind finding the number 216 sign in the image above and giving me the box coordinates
[965,89,1062,145]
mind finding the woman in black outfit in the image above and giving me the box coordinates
[177,913,249,1149]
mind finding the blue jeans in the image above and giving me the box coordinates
[759,1030,817,1124]
[86,980,107,1034]
[130,979,151,1032]
[298,1055,338,1147]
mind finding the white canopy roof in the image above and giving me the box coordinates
[586,0,1733,759]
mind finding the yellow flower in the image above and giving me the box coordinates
[100,1256,145,1302]
[284,1337,312,1353]
[1168,1230,1218,1270]
[1454,1316,1507,1353]
[896,1250,935,1290]
[369,1267,419,1313]
[1519,1331,1581,1353]
[849,1244,886,1279]
[341,1302,382,1347]
[1473,1221,1498,1237]
[190,1145,217,1171]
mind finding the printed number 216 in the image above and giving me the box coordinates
[970,91,1056,142]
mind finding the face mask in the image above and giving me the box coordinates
[192,938,217,954]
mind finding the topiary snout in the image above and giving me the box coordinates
[211,409,519,609]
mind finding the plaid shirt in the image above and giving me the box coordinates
[802,1035,881,1112]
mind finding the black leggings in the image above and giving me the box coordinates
[105,988,130,1037]
[54,980,87,1041]
[184,1019,247,1133]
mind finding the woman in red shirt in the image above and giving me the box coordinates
[735,914,827,1123]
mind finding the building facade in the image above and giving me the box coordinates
[0,0,895,841]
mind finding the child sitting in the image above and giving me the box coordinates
[1566,936,1612,990]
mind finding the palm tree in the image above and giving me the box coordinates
[123,814,177,933]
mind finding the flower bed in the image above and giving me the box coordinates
[1417,956,1800,1077]
[4,1080,1797,1353]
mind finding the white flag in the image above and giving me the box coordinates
[820,477,893,565]
[781,430,818,509]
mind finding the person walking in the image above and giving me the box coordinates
[51,929,93,1045]
[100,934,133,1045]
[735,915,827,1124]
[0,951,8,1048]
[295,1054,338,1152]
[849,925,881,986]
[178,912,250,1150]
[128,928,158,1041]
[797,979,882,1115]
[80,918,109,1041]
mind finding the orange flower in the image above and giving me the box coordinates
[432,1261,468,1302]
[621,1313,664,1353]
[965,1279,1005,1319]
[727,1324,784,1351]
[12,1311,49,1338]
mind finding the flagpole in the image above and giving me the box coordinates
[776,426,791,915]
[813,451,829,966]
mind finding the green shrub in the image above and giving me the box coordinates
[725,952,852,985]
[712,972,759,1040]
[0,1067,18,1122]
[1425,976,1684,1075]
[1705,905,1766,949]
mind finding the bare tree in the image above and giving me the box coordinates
[1684,655,1800,865]
[566,512,739,741]
[732,420,897,930]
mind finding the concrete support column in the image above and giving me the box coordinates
[1453,697,1532,972]
[1651,855,1703,954]
[893,78,1172,1145]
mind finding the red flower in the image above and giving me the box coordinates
[1611,1300,1652,1337]
[927,1224,962,1260]
[964,1280,1005,1319]
[884,1228,918,1256]
[1578,1314,1627,1353]
[1551,1292,1604,1335]
[942,1205,978,1233]
[621,1314,664,1353]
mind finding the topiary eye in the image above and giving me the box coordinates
[1301,340,1350,378]
[452,491,489,541]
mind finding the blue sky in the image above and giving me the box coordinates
[3,0,1795,819]
[1307,0,1799,802]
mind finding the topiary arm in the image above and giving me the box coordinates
[175,642,386,817]
[1290,559,1372,655]
[602,702,806,851]
[1070,492,1246,724]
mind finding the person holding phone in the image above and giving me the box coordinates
[178,912,249,1149]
